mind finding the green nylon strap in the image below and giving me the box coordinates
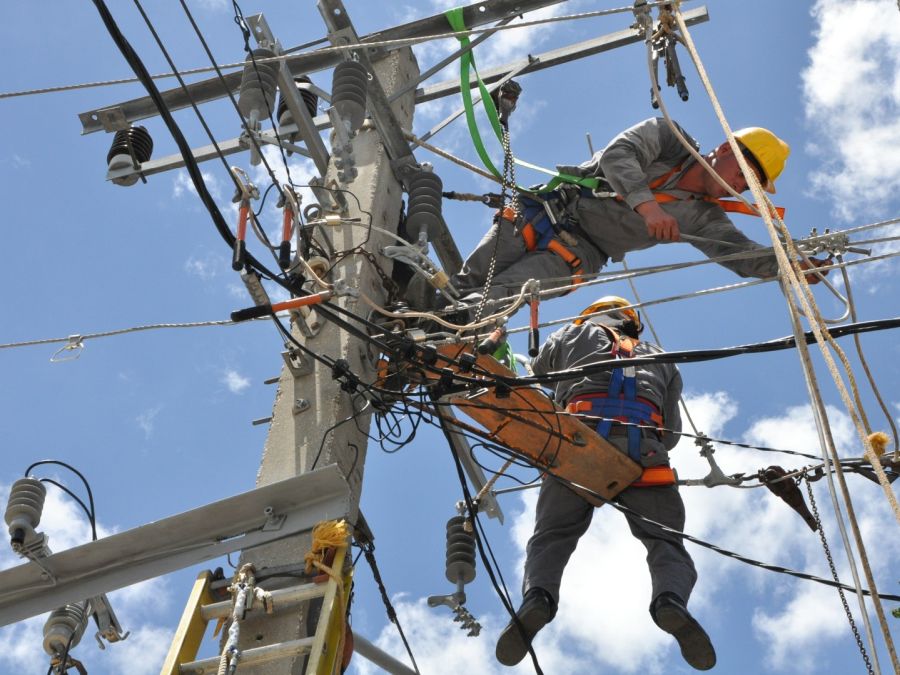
[444,8,599,194]
[491,339,517,373]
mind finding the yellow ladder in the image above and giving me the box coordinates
[160,540,352,675]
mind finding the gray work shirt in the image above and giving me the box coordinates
[532,320,683,467]
[557,117,779,279]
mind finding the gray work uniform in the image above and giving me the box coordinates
[451,117,779,300]
[522,320,697,609]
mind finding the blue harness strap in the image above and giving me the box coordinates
[520,196,556,250]
[577,330,656,463]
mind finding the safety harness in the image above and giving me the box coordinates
[500,196,585,288]
[618,162,786,219]
[564,325,675,488]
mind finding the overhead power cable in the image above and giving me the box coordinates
[0,0,683,101]
[513,317,900,386]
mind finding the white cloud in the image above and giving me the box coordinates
[194,0,228,10]
[184,251,225,281]
[354,392,898,674]
[803,0,900,222]
[136,405,162,438]
[173,169,224,201]
[221,368,251,394]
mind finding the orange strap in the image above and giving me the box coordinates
[566,395,664,427]
[622,163,786,219]
[521,221,538,251]
[653,192,785,218]
[517,221,584,285]
[631,465,676,487]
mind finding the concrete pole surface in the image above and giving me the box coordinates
[232,45,419,675]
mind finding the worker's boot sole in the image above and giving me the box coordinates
[655,603,716,671]
[495,602,552,667]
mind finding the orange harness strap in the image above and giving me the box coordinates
[617,163,786,219]
[631,465,676,487]
[507,211,585,286]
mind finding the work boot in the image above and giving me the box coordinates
[495,587,556,666]
[651,593,716,671]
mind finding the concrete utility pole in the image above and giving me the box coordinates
[233,8,419,674]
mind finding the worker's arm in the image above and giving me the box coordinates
[798,256,831,285]
[662,366,683,452]
[530,329,560,376]
[598,117,697,210]
[690,209,832,280]
[689,209,781,278]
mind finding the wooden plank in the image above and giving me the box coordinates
[429,344,642,504]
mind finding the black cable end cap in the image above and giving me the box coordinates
[231,304,271,322]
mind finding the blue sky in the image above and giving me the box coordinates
[1,1,898,674]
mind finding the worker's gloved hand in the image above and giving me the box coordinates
[798,256,831,284]
[636,200,681,241]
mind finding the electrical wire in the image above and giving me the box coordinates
[25,460,98,541]
[2,0,687,102]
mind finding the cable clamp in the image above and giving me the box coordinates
[695,433,742,487]
[50,335,84,363]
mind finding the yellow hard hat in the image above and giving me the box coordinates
[733,127,790,194]
[573,295,641,330]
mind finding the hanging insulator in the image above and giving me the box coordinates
[277,75,319,128]
[406,169,443,242]
[43,602,88,657]
[5,477,46,550]
[106,125,153,187]
[238,48,279,123]
[331,61,368,133]
[445,516,476,585]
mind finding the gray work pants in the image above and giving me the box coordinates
[451,216,607,300]
[522,476,697,609]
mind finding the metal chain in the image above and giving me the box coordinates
[473,125,519,323]
[333,247,400,304]
[804,474,874,675]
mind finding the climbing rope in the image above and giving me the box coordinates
[669,7,899,670]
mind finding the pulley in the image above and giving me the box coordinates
[106,126,153,187]
[331,61,368,134]
[5,476,46,550]
[405,168,443,243]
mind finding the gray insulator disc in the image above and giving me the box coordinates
[238,48,279,118]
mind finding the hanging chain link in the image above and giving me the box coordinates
[473,124,520,323]
[804,473,874,675]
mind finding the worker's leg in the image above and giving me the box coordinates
[457,234,606,301]
[522,476,595,604]
[451,216,527,296]
[617,485,696,605]
[497,476,591,667]
[618,485,715,670]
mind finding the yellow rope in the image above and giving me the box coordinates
[304,519,351,574]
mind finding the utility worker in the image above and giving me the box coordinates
[451,117,829,303]
[495,296,715,671]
